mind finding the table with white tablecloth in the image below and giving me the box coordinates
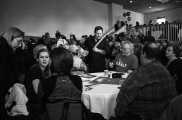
[81,72,127,119]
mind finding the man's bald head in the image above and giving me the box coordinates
[142,42,160,60]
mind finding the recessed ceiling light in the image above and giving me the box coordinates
[157,0,170,3]
[130,0,133,3]
[149,6,152,9]
[176,0,179,2]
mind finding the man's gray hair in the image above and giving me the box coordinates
[121,40,134,53]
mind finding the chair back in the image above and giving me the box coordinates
[46,99,85,120]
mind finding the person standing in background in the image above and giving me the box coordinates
[38,32,52,51]
[0,27,25,120]
[84,26,110,73]
[138,29,146,45]
[144,31,155,43]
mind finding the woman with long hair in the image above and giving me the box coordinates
[40,47,82,101]
[26,48,51,120]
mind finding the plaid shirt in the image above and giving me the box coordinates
[115,60,177,119]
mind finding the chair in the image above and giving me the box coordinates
[159,95,182,120]
[46,99,88,120]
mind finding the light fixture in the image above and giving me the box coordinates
[157,0,170,3]
[130,0,133,3]
[149,6,152,9]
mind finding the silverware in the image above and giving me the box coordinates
[84,83,99,87]
[85,87,93,91]
[83,80,91,82]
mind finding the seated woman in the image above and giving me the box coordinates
[26,48,51,120]
[166,42,182,95]
[68,45,87,75]
[40,47,82,101]
[25,44,48,74]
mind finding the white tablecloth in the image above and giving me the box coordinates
[81,72,127,119]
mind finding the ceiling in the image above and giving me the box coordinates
[94,0,182,14]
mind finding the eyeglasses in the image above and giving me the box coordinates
[15,38,23,44]
[121,47,130,51]
[166,49,173,52]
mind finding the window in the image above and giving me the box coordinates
[156,17,166,24]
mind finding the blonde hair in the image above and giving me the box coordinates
[2,27,24,50]
[33,44,47,58]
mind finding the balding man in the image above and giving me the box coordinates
[115,42,177,120]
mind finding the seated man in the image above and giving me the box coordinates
[109,41,138,74]
[115,42,177,120]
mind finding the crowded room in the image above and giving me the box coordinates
[1,0,182,120]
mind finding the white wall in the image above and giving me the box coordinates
[0,0,108,39]
[144,7,182,24]
[111,3,144,27]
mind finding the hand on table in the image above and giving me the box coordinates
[109,62,114,68]
[127,70,133,76]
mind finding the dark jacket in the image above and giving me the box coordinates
[0,36,18,94]
[84,36,110,72]
[0,36,18,119]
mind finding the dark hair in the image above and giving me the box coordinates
[45,32,50,36]
[167,42,180,57]
[45,32,50,39]
[51,47,73,74]
[142,42,160,59]
[70,34,78,45]
[70,34,76,41]
[148,31,152,35]
[55,31,61,38]
[61,35,66,39]
[178,42,182,57]
[81,35,86,39]
[108,36,113,42]
[94,26,103,33]
[115,38,121,43]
